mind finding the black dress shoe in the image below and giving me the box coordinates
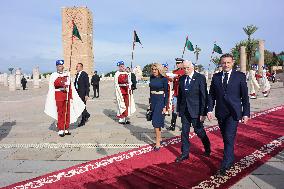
[78,121,85,127]
[204,149,211,157]
[125,120,130,124]
[175,155,189,163]
[153,146,160,151]
[166,126,175,131]
[217,168,227,176]
[64,131,71,135]
[59,133,65,137]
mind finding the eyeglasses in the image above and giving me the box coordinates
[183,67,191,69]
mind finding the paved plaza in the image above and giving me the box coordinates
[0,80,283,188]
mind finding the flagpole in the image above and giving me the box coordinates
[209,41,216,71]
[182,36,188,59]
[131,30,135,69]
[63,20,75,135]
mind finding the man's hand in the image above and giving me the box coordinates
[241,116,249,124]
[85,96,89,101]
[162,108,167,114]
[207,112,214,121]
[200,116,206,122]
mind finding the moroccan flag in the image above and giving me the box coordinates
[213,44,222,54]
[134,30,142,45]
[186,36,194,51]
[72,21,82,41]
[255,49,260,61]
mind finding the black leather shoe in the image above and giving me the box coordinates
[217,168,227,176]
[204,149,211,157]
[153,146,160,151]
[59,133,65,137]
[64,131,71,135]
[175,155,189,163]
[78,121,85,127]
[125,120,130,124]
[166,126,175,131]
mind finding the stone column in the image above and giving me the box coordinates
[204,70,209,81]
[240,46,247,73]
[9,74,16,91]
[33,67,40,88]
[46,74,50,83]
[0,74,3,85]
[3,73,8,87]
[15,68,22,88]
[258,40,265,74]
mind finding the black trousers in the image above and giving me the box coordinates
[93,84,99,97]
[80,96,90,122]
[181,110,210,157]
[217,115,238,169]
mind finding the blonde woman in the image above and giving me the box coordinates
[149,63,168,151]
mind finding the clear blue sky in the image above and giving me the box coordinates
[0,0,283,74]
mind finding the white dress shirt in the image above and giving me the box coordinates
[222,69,232,84]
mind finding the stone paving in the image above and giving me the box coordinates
[0,80,283,188]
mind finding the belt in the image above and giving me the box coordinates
[151,91,164,95]
[55,88,66,92]
[118,84,128,87]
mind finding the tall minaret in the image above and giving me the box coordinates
[62,7,94,77]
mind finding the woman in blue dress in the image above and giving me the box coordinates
[149,63,168,151]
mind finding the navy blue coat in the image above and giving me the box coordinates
[208,70,250,120]
[177,72,208,118]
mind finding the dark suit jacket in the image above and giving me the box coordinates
[177,72,208,118]
[91,74,100,86]
[208,70,250,120]
[74,71,90,100]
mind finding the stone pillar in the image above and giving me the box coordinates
[8,74,16,91]
[240,46,246,73]
[258,40,265,74]
[15,68,22,88]
[46,74,50,83]
[204,70,209,81]
[0,74,3,85]
[3,73,8,87]
[33,67,40,88]
[62,7,94,77]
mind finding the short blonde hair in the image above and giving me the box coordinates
[151,63,165,77]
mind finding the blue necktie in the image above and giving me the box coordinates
[185,76,191,91]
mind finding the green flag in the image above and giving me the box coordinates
[72,21,82,41]
[213,44,222,54]
[134,30,142,45]
[255,50,260,61]
[186,37,194,51]
[278,55,284,61]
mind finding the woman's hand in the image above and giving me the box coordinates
[162,107,167,114]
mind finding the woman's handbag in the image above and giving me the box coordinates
[146,105,152,121]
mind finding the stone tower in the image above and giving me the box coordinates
[62,7,94,77]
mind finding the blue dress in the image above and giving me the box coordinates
[149,76,169,128]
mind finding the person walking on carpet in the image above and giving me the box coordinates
[149,63,168,151]
[175,60,211,163]
[207,53,250,176]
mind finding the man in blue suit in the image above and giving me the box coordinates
[207,53,250,175]
[175,60,211,163]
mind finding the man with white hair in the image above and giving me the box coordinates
[175,60,211,162]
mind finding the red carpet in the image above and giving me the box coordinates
[4,106,284,189]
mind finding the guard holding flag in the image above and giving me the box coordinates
[114,61,136,124]
[167,58,185,131]
[44,60,85,137]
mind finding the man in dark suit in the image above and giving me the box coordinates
[74,63,90,127]
[207,53,250,175]
[175,60,211,163]
[91,71,100,98]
